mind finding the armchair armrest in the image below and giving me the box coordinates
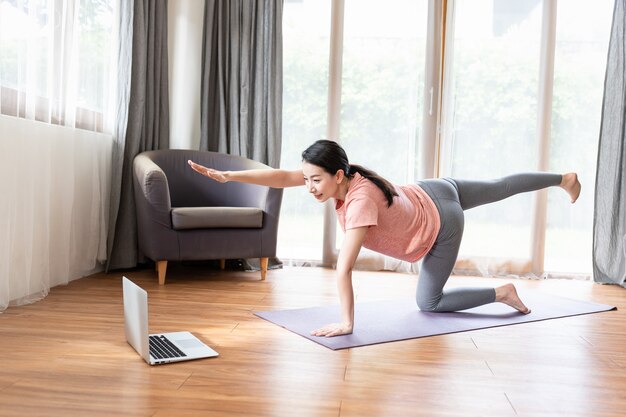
[133,154,172,228]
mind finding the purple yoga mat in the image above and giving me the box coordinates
[254,290,616,350]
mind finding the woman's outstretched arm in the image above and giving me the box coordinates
[311,226,368,338]
[188,160,305,188]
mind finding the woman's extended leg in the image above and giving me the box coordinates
[451,172,580,210]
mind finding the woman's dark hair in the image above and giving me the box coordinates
[301,139,398,207]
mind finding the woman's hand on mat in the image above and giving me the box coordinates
[188,160,228,183]
[311,322,353,337]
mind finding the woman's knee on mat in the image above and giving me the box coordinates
[416,292,444,312]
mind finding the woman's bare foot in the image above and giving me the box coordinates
[560,172,581,203]
[495,283,531,314]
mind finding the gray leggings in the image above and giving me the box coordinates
[415,173,562,312]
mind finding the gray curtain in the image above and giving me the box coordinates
[593,0,626,287]
[107,0,170,270]
[200,0,283,168]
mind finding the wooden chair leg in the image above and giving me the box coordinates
[260,257,268,281]
[157,260,168,285]
[219,259,226,270]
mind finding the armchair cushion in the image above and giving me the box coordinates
[171,206,264,230]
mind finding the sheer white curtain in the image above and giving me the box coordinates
[0,0,116,131]
[0,116,111,310]
[0,0,117,311]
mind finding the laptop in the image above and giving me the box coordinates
[122,276,219,365]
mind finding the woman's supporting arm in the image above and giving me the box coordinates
[188,160,305,188]
[311,226,368,337]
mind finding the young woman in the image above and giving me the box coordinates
[188,140,581,338]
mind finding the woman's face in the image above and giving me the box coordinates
[302,161,343,203]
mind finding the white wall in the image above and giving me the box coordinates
[167,0,205,150]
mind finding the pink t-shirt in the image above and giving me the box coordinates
[335,173,441,263]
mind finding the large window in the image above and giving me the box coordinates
[440,0,613,276]
[279,0,613,277]
[279,0,429,263]
[277,0,332,262]
[340,0,428,185]
[337,0,429,254]
[545,0,613,274]
[441,0,544,269]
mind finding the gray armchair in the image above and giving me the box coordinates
[133,149,283,285]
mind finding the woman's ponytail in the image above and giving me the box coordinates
[348,164,398,207]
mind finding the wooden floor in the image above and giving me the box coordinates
[1,265,625,417]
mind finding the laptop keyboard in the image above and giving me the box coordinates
[149,335,187,359]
